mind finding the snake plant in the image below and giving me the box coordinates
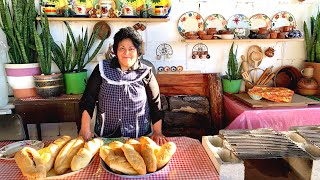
[34,15,53,75]
[225,42,242,80]
[52,21,106,73]
[0,0,37,64]
[304,11,320,63]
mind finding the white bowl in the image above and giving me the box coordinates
[248,93,262,100]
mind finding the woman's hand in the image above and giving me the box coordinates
[79,127,92,141]
[151,131,168,146]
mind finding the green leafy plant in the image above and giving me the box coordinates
[52,21,106,73]
[0,0,37,64]
[304,11,320,63]
[225,42,242,80]
[34,15,53,75]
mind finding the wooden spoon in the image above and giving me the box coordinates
[250,51,263,83]
[241,55,249,72]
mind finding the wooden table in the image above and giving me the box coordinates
[0,137,220,180]
[13,95,82,140]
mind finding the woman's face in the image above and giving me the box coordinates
[117,38,138,70]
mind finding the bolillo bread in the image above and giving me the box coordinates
[125,139,141,154]
[15,147,46,180]
[156,142,177,170]
[71,138,103,171]
[38,135,71,172]
[141,144,157,173]
[54,136,85,174]
[139,136,160,154]
[121,144,146,175]
[109,141,125,157]
[100,145,138,175]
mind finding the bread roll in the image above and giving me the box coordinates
[109,141,124,156]
[156,142,176,169]
[139,136,160,153]
[71,138,103,171]
[38,135,71,172]
[54,136,85,174]
[100,146,137,175]
[15,147,46,180]
[141,144,157,173]
[125,139,141,154]
[121,144,146,175]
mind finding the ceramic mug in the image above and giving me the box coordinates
[122,6,134,16]
[301,66,314,78]
[44,5,57,15]
[75,5,86,15]
[153,6,166,16]
[101,2,113,17]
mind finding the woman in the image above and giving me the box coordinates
[79,27,168,145]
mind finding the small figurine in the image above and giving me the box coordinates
[108,8,117,18]
[265,47,275,57]
[89,8,98,18]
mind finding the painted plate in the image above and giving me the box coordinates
[177,11,204,38]
[271,11,296,29]
[101,158,169,178]
[0,140,44,160]
[227,14,251,30]
[204,14,227,31]
[249,13,272,30]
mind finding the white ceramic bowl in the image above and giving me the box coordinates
[248,93,262,100]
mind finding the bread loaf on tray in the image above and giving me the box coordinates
[15,147,46,180]
[54,136,84,174]
[122,144,147,175]
[156,142,176,169]
[38,135,71,172]
[71,138,103,171]
[141,144,157,173]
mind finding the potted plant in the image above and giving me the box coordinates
[0,0,41,98]
[304,11,320,85]
[51,21,106,94]
[221,42,242,93]
[33,15,64,98]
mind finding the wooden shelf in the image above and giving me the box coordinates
[36,17,170,22]
[183,38,305,43]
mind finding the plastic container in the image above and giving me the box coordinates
[0,41,9,107]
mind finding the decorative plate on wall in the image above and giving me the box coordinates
[249,13,272,30]
[204,14,227,31]
[227,14,251,30]
[177,11,204,38]
[271,11,296,29]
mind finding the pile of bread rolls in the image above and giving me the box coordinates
[100,136,176,175]
[14,136,103,179]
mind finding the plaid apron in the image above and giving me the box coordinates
[94,60,151,138]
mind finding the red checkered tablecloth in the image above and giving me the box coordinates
[0,137,219,180]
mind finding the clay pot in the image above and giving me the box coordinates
[200,34,213,40]
[185,31,195,37]
[277,32,286,39]
[283,26,293,32]
[258,28,269,34]
[297,77,318,90]
[197,30,207,36]
[270,32,278,39]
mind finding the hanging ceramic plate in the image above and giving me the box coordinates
[177,11,204,38]
[204,14,227,31]
[249,14,272,30]
[271,11,296,29]
[227,14,251,30]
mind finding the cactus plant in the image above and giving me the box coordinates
[225,42,242,80]
[0,0,37,64]
[304,11,320,63]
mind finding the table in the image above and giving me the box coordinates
[0,137,219,180]
[13,95,82,140]
[224,95,320,131]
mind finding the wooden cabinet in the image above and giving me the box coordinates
[13,95,81,140]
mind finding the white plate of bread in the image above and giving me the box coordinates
[99,136,176,177]
[14,136,103,179]
[0,140,44,160]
